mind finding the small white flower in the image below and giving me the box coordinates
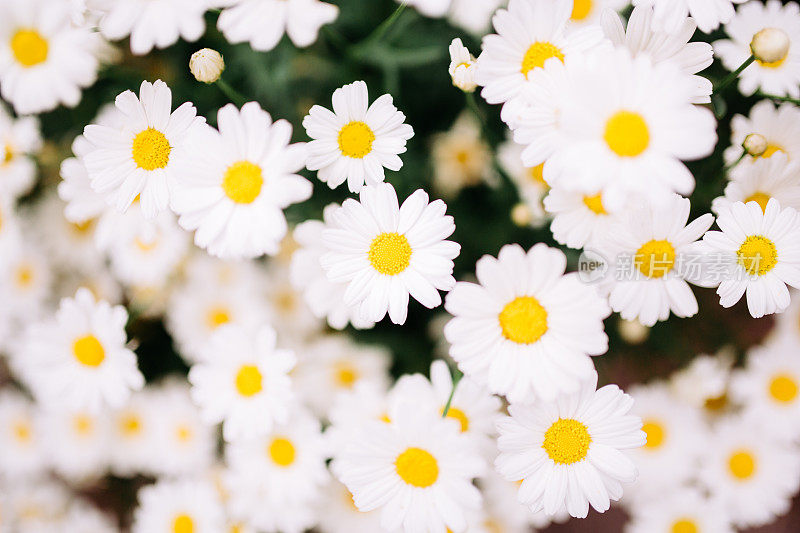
[448,38,477,92]
[131,478,225,533]
[321,182,460,325]
[171,102,311,258]
[0,0,101,114]
[497,138,549,227]
[713,153,800,216]
[724,100,800,172]
[93,0,208,55]
[217,0,338,52]
[444,243,610,403]
[189,48,225,83]
[303,81,414,193]
[431,112,493,197]
[108,390,159,476]
[40,406,111,482]
[632,0,747,34]
[751,27,791,65]
[543,185,617,249]
[714,0,800,98]
[701,199,800,318]
[188,323,296,442]
[0,108,41,201]
[83,80,205,219]
[626,488,735,533]
[13,288,144,412]
[495,372,645,518]
[0,390,46,481]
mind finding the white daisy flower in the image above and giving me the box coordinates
[731,336,800,442]
[188,323,296,442]
[324,382,393,457]
[293,335,391,419]
[316,481,384,533]
[596,194,715,326]
[497,137,549,227]
[543,185,618,249]
[0,0,100,115]
[474,0,606,115]
[0,389,46,481]
[521,48,717,211]
[83,79,205,219]
[723,101,800,171]
[224,474,319,533]
[713,153,800,216]
[303,81,414,193]
[624,383,708,502]
[448,38,477,93]
[13,288,144,412]
[334,400,485,533]
[262,262,323,343]
[92,0,208,55]
[217,0,338,52]
[3,482,72,532]
[132,478,225,533]
[431,112,493,198]
[770,290,800,344]
[396,0,451,19]
[626,487,734,533]
[392,360,502,456]
[0,108,40,201]
[697,414,800,528]
[149,380,216,478]
[479,471,564,533]
[567,0,628,27]
[495,372,646,518]
[166,262,270,364]
[602,5,714,104]
[714,0,800,98]
[447,0,505,36]
[60,501,117,533]
[290,206,377,331]
[321,182,460,325]
[40,406,111,482]
[171,102,311,259]
[108,390,159,476]
[701,199,800,318]
[669,350,736,412]
[444,243,611,403]
[0,240,51,328]
[631,0,747,34]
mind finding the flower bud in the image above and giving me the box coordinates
[750,28,790,65]
[742,133,768,157]
[511,203,533,227]
[448,38,477,93]
[618,319,649,345]
[190,48,225,84]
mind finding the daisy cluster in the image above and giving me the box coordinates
[0,0,800,531]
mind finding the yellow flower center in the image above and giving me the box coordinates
[176,425,193,443]
[528,163,547,186]
[737,235,778,276]
[338,121,375,159]
[11,29,48,67]
[134,237,158,253]
[368,232,412,276]
[671,519,699,533]
[333,360,359,388]
[521,42,565,78]
[172,514,194,533]
[206,306,231,329]
[222,161,263,204]
[704,394,728,412]
[571,0,592,20]
[72,335,105,367]
[635,239,676,278]
[73,414,93,436]
[120,414,142,437]
[132,128,171,171]
[583,193,607,215]
[13,420,32,443]
[769,374,798,403]
[395,447,439,487]
[604,111,650,157]
[235,365,263,397]
[443,406,469,432]
[542,418,592,465]
[642,419,666,449]
[760,144,783,158]
[728,449,757,480]
[757,53,787,69]
[14,264,34,288]
[2,143,13,164]
[745,192,771,213]
[268,437,296,467]
[499,296,548,344]
[70,219,95,236]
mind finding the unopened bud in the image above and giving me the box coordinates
[190,48,225,84]
[750,28,790,65]
[511,203,533,227]
[448,38,477,93]
[618,318,649,345]
[742,133,768,157]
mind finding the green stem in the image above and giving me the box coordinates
[714,55,755,94]
[756,92,800,105]
[215,78,248,107]
[370,2,408,44]
[724,152,746,174]
[441,368,463,418]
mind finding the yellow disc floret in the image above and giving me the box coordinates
[72,335,105,367]
[11,29,48,67]
[499,296,548,344]
[395,447,439,487]
[635,239,676,278]
[235,365,263,397]
[132,128,171,171]
[737,235,778,276]
[172,514,194,533]
[671,519,699,533]
[641,419,666,449]
[338,121,375,158]
[745,192,772,213]
[571,0,592,20]
[521,42,564,78]
[769,374,798,403]
[268,437,296,467]
[222,161,263,204]
[728,449,757,480]
[368,232,412,276]
[542,418,592,465]
[583,193,607,215]
[604,111,650,157]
